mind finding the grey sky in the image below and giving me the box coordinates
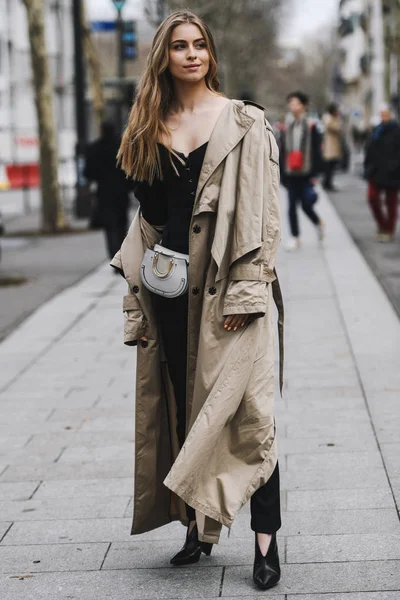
[280,0,338,45]
[86,0,339,46]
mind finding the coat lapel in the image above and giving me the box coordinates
[194,100,255,214]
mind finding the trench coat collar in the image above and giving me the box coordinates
[194,100,255,215]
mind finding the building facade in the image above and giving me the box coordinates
[0,0,153,190]
[336,0,400,133]
[0,0,76,188]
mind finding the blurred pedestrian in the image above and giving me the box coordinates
[84,121,131,259]
[364,105,400,242]
[111,9,282,591]
[322,103,342,191]
[280,90,324,251]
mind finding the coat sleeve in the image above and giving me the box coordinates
[110,210,163,346]
[223,121,281,317]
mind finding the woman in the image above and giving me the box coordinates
[111,10,282,591]
[322,103,342,192]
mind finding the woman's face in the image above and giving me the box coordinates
[168,23,210,83]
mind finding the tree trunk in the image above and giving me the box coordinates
[81,1,105,130]
[22,0,65,233]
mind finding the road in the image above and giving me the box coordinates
[0,210,107,341]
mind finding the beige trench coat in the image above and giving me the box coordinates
[323,113,342,161]
[111,100,282,544]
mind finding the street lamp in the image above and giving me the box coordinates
[111,0,126,134]
[73,0,90,218]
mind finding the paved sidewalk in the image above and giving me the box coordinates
[0,189,399,599]
[328,173,400,317]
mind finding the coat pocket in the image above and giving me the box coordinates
[123,295,147,346]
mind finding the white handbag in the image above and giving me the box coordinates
[140,244,189,298]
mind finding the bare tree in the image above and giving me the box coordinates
[22,0,65,232]
[265,27,336,118]
[81,1,105,130]
[166,0,289,99]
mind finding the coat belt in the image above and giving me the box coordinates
[272,268,284,396]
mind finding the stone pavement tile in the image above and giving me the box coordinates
[103,534,248,571]
[34,478,133,499]
[0,460,133,482]
[284,387,363,400]
[0,436,32,452]
[279,436,377,454]
[58,443,132,463]
[0,496,130,521]
[0,420,86,437]
[80,417,134,432]
[1,518,133,545]
[0,523,12,542]
[287,452,383,471]
[287,374,360,389]
[26,430,134,450]
[288,594,400,600]
[47,407,134,425]
[222,561,400,595]
[0,543,108,574]
[124,497,133,518]
[1,518,213,546]
[0,445,65,466]
[287,533,400,563]
[0,408,53,424]
[280,466,387,490]
[0,482,40,501]
[287,488,395,511]
[230,509,400,537]
[380,444,400,478]
[0,567,224,599]
[286,421,374,439]
[277,410,371,428]
[280,397,366,412]
[391,479,400,506]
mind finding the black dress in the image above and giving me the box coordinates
[134,143,281,533]
[134,142,207,450]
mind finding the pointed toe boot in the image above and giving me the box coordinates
[253,532,281,590]
[170,523,213,566]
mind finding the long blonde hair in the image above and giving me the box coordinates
[118,10,221,183]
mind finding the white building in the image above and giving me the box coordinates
[0,0,153,188]
[0,0,76,181]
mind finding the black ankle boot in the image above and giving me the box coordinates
[253,532,281,590]
[170,523,213,566]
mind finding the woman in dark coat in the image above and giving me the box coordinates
[85,121,131,258]
[364,106,400,242]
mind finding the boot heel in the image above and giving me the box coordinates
[201,542,213,556]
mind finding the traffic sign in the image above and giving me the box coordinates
[122,20,137,61]
[112,0,126,12]
[91,21,117,32]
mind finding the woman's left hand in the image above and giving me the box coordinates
[224,314,251,332]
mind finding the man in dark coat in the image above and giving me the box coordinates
[280,90,324,251]
[364,106,400,242]
[85,121,131,258]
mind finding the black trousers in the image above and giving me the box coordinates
[104,211,128,260]
[323,159,338,190]
[155,293,282,533]
[287,177,320,237]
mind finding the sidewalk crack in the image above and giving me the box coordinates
[53,447,67,463]
[29,481,42,499]
[218,566,226,597]
[0,522,14,543]
[100,542,112,570]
